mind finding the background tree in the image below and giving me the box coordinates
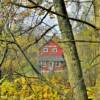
[0,0,100,100]
[93,0,100,99]
[53,0,88,100]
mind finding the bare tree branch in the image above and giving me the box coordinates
[90,54,100,65]
[24,24,56,50]
[0,39,15,44]
[58,40,100,43]
[11,1,97,29]
[0,45,8,68]
[0,45,8,79]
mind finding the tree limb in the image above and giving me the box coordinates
[23,24,56,50]
[0,45,8,68]
[58,40,100,43]
[11,1,97,29]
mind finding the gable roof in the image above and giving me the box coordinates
[39,39,61,50]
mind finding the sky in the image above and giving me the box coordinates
[20,0,93,36]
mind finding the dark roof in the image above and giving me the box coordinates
[39,56,64,61]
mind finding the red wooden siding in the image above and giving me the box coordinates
[38,40,65,73]
[39,40,63,57]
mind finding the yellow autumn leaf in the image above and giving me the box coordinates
[3,0,11,5]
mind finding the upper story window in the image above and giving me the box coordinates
[43,48,48,52]
[52,48,57,52]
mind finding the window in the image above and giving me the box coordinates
[52,48,57,52]
[39,61,43,66]
[55,62,59,66]
[42,61,47,66]
[43,48,48,52]
[55,61,63,67]
[49,62,54,71]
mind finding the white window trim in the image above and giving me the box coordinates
[52,48,57,52]
[43,48,48,52]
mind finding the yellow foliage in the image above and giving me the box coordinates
[87,87,95,99]
[0,19,4,26]
[15,36,30,48]
[4,59,12,68]
[0,77,95,100]
[3,0,11,5]
[19,11,30,17]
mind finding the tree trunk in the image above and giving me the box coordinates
[53,0,88,100]
[93,0,100,100]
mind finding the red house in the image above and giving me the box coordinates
[38,40,65,73]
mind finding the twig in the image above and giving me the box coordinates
[0,45,8,68]
[11,1,97,29]
[0,45,8,79]
[58,40,100,43]
[23,24,56,51]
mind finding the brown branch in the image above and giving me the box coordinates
[1,39,100,44]
[8,30,41,76]
[91,62,100,68]
[0,45,8,79]
[58,40,100,43]
[67,0,93,3]
[14,71,39,79]
[69,17,96,29]
[10,2,37,9]
[0,45,8,68]
[0,39,15,44]
[30,5,53,29]
[23,24,57,51]
[14,71,37,95]
[6,24,69,97]
[90,54,100,65]
[11,1,97,29]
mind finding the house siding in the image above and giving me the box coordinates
[38,40,65,73]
